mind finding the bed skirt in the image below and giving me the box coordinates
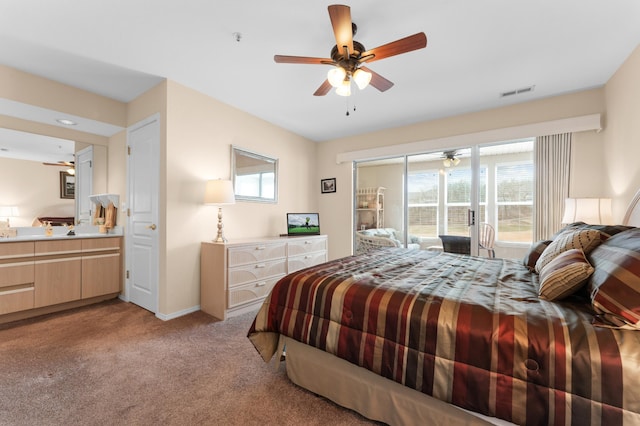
[282,336,514,426]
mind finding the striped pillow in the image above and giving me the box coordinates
[523,240,552,271]
[539,249,594,301]
[588,228,640,329]
[534,229,601,273]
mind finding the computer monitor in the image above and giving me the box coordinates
[286,213,320,236]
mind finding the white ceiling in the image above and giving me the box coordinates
[0,0,639,144]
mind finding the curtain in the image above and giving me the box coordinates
[534,133,571,240]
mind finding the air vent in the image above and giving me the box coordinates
[500,85,535,98]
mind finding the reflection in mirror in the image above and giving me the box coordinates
[231,146,278,203]
[0,128,107,227]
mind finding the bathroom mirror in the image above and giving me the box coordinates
[0,127,108,227]
[231,146,278,203]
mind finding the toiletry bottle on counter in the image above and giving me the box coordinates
[45,222,53,237]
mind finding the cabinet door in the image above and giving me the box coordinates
[34,258,82,307]
[82,253,121,298]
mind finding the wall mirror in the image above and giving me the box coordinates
[231,146,278,203]
[0,127,107,227]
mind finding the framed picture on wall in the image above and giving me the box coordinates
[321,178,336,194]
[60,171,75,199]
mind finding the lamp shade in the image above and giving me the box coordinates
[336,80,351,97]
[327,67,347,87]
[561,198,612,225]
[204,180,236,205]
[0,206,19,217]
[352,68,372,90]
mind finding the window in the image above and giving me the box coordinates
[408,170,439,236]
[495,162,533,242]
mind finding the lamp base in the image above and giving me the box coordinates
[213,207,227,243]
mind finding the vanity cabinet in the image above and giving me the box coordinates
[34,240,82,307]
[201,235,327,320]
[0,236,122,322]
[0,242,35,315]
[81,238,122,298]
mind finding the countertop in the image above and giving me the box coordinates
[0,226,123,243]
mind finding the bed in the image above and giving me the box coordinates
[248,193,640,426]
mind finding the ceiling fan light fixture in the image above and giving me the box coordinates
[327,67,347,87]
[336,80,351,97]
[442,151,460,168]
[353,68,372,90]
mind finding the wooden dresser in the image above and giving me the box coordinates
[0,236,122,323]
[200,235,327,320]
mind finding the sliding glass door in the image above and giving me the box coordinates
[406,148,478,254]
[353,139,534,258]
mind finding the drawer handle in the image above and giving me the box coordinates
[305,241,312,244]
[305,255,312,259]
[255,246,266,250]
[255,281,266,287]
[255,263,266,268]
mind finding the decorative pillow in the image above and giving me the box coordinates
[538,249,594,301]
[588,228,640,329]
[554,221,635,241]
[523,240,552,271]
[534,229,601,274]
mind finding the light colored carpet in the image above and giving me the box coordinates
[0,299,378,425]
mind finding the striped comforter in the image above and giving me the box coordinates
[248,248,640,425]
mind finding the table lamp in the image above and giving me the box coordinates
[204,179,236,243]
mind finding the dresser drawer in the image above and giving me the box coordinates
[227,274,284,309]
[228,243,286,267]
[288,252,328,273]
[228,259,287,287]
[288,237,327,257]
[0,286,34,315]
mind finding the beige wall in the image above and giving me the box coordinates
[603,44,640,218]
[160,81,317,316]
[318,89,607,260]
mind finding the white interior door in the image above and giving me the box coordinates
[126,114,160,313]
[75,146,93,225]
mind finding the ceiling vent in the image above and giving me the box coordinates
[500,85,535,98]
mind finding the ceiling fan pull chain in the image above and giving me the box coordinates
[345,96,350,116]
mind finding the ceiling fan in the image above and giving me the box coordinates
[274,4,427,97]
[43,160,75,174]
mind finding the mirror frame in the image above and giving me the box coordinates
[231,145,278,203]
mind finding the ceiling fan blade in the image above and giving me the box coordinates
[328,4,353,57]
[360,66,394,92]
[361,32,427,64]
[313,80,332,96]
[274,55,333,65]
[43,161,74,167]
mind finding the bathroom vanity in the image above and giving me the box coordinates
[0,234,122,324]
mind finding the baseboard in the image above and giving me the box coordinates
[155,305,201,321]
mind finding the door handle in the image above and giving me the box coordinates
[147,224,157,230]
[467,210,476,226]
